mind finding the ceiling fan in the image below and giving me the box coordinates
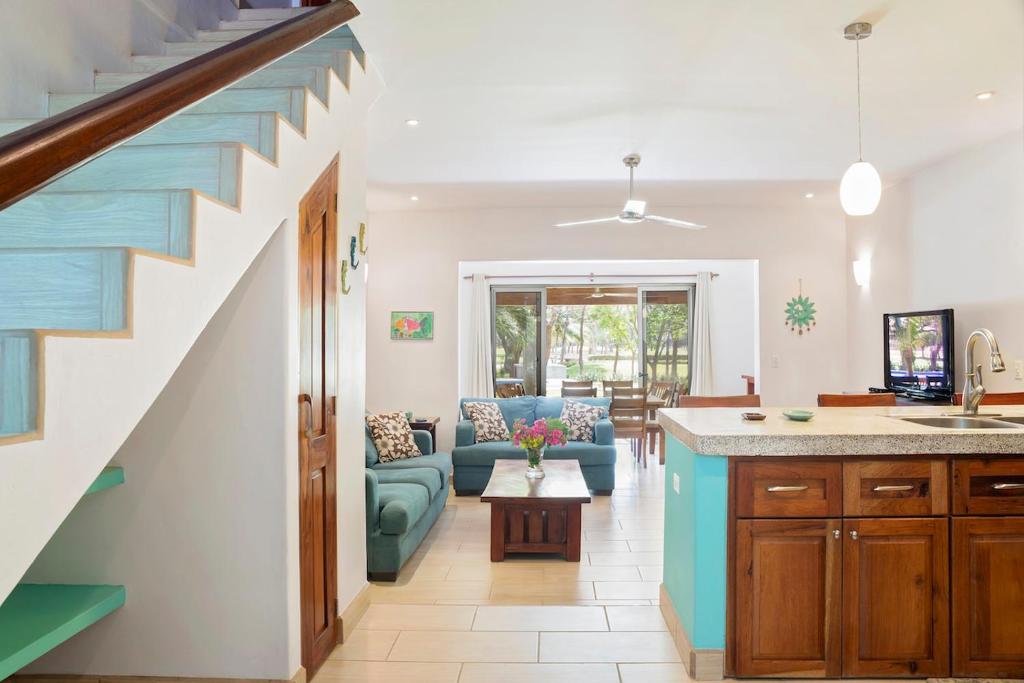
[554,154,707,230]
[588,287,634,299]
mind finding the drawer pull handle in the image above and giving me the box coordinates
[992,482,1024,491]
[872,484,915,492]
[766,485,808,493]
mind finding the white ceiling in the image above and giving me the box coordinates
[351,0,1024,210]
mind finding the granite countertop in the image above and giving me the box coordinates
[657,405,1024,456]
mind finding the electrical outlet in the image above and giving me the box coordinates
[672,473,680,494]
[771,354,780,369]
[1015,360,1024,381]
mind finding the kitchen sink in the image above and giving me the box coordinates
[898,416,1023,429]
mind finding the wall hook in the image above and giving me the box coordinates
[358,222,368,255]
[340,259,352,294]
[350,236,360,269]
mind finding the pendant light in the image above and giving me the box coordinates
[840,22,881,216]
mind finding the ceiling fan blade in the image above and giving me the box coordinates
[645,215,707,230]
[553,217,620,227]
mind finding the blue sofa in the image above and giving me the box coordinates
[365,429,451,581]
[453,396,616,495]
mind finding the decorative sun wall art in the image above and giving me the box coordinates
[785,279,816,335]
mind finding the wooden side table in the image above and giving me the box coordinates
[408,416,439,448]
[481,460,592,562]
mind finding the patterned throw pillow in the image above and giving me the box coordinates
[365,412,422,463]
[560,399,605,442]
[463,401,510,443]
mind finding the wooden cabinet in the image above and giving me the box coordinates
[952,517,1024,676]
[730,457,1024,679]
[734,519,842,677]
[843,460,948,516]
[735,461,842,518]
[841,518,949,677]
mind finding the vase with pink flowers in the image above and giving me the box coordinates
[512,418,568,479]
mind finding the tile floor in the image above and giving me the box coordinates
[316,442,688,682]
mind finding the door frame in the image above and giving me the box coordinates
[637,284,695,387]
[297,157,340,676]
[490,286,546,395]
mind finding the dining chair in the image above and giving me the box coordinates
[646,381,677,459]
[817,392,896,407]
[495,383,526,398]
[610,387,648,466]
[953,391,1024,406]
[562,385,597,397]
[602,380,633,397]
[678,394,762,408]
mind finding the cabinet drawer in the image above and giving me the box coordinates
[843,460,948,516]
[735,461,842,518]
[954,459,1024,515]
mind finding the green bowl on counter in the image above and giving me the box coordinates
[783,409,815,422]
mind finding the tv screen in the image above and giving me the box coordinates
[883,309,955,392]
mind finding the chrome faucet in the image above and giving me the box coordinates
[961,328,1006,415]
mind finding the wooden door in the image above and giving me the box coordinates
[298,158,339,676]
[734,519,842,677]
[952,517,1024,677]
[842,518,949,677]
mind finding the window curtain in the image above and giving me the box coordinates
[689,271,714,395]
[467,274,494,397]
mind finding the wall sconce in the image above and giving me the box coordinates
[852,258,871,288]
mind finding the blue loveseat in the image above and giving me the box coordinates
[453,396,616,495]
[365,429,451,581]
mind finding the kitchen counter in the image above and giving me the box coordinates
[657,405,1024,456]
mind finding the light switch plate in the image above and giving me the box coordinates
[770,354,780,368]
[1015,359,1024,380]
[672,472,680,494]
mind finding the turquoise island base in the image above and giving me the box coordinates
[660,435,728,679]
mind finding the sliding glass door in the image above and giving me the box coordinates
[638,287,694,390]
[491,289,544,396]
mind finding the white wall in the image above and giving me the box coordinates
[847,129,1024,393]
[0,0,230,118]
[366,205,848,452]
[25,224,296,679]
[455,258,759,401]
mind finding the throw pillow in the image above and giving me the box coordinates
[560,399,605,442]
[365,412,422,463]
[464,401,510,442]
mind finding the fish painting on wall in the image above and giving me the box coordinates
[391,311,434,341]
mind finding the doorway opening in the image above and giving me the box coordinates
[492,285,692,396]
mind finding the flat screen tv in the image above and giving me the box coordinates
[883,309,955,395]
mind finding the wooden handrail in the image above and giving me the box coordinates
[0,1,359,212]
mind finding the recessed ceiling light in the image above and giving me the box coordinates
[975,91,995,101]
[405,119,420,127]
[410,195,419,201]
[804,192,815,199]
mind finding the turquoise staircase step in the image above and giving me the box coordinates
[0,191,193,258]
[45,143,241,206]
[0,119,37,137]
[133,50,353,87]
[133,112,279,160]
[49,88,307,131]
[0,584,126,680]
[0,249,128,331]
[0,332,38,437]
[95,65,330,103]
[85,466,125,495]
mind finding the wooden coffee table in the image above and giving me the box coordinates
[481,460,592,562]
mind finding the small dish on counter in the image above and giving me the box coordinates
[783,409,815,422]
[741,412,766,421]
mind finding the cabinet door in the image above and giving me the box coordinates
[953,517,1024,677]
[842,518,950,677]
[734,519,842,677]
